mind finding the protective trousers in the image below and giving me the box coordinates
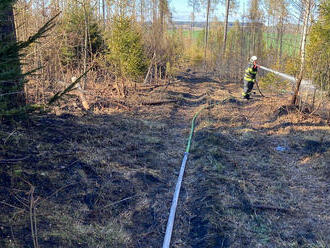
[243,80,254,98]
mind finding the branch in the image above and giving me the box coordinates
[0,156,30,164]
[48,67,92,105]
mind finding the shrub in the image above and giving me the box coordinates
[59,3,103,67]
[106,16,147,81]
[306,0,330,93]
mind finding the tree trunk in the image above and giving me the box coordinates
[204,0,211,69]
[0,0,25,110]
[291,0,311,105]
[140,0,145,24]
[152,0,157,50]
[159,0,165,34]
[223,0,230,58]
[276,25,280,61]
[279,23,283,62]
[82,1,89,90]
[277,15,284,63]
[152,0,157,27]
[191,7,195,41]
[102,0,105,26]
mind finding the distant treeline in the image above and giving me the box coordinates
[171,21,300,30]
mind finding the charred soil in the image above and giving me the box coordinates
[0,71,329,247]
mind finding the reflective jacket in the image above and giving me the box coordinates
[244,63,258,82]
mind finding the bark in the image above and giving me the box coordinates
[191,8,195,39]
[0,3,17,47]
[0,1,26,109]
[152,0,157,49]
[159,0,165,34]
[204,0,211,68]
[82,1,89,90]
[291,0,311,105]
[152,0,157,26]
[140,0,145,24]
[279,21,284,61]
[223,0,230,57]
[102,0,105,26]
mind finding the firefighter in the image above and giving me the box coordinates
[242,56,259,100]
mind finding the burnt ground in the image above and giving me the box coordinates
[0,71,329,248]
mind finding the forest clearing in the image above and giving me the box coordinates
[1,0,329,247]
[1,70,329,247]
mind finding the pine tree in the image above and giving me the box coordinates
[0,1,58,118]
[0,0,25,113]
[306,0,330,93]
[106,16,147,81]
[59,2,103,68]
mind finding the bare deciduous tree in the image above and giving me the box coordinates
[291,0,312,105]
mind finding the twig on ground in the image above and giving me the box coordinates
[29,186,39,248]
[10,225,17,248]
[112,100,131,110]
[143,52,156,84]
[0,201,25,211]
[141,100,179,106]
[251,204,295,213]
[0,156,30,164]
[3,130,17,145]
[13,193,30,208]
[103,195,139,208]
[228,203,294,214]
[36,183,78,206]
[248,105,263,118]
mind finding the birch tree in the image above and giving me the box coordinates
[306,0,330,93]
[188,0,201,37]
[291,0,313,105]
[204,0,211,67]
[264,0,289,62]
[247,0,263,57]
[222,0,230,56]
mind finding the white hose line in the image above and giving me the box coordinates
[259,66,316,92]
[259,66,297,83]
[162,152,189,248]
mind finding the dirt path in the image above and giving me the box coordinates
[0,71,329,248]
[163,72,329,248]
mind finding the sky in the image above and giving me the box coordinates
[169,0,249,22]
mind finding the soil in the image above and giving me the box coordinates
[0,70,329,248]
